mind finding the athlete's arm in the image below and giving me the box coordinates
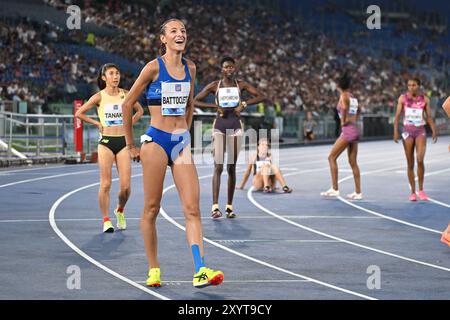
[124,89,144,125]
[186,60,197,129]
[393,95,404,143]
[122,60,158,159]
[424,96,437,143]
[356,100,362,120]
[237,154,256,189]
[75,92,102,132]
[239,81,265,106]
[233,81,265,116]
[132,102,144,125]
[340,93,350,127]
[193,81,220,109]
[442,96,450,118]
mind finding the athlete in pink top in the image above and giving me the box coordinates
[321,72,362,200]
[394,78,437,201]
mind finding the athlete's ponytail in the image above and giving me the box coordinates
[97,63,120,90]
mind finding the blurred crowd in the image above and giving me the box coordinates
[0,20,98,111]
[1,0,448,116]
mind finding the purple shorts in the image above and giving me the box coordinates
[340,124,360,143]
[402,126,426,140]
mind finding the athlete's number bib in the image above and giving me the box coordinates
[256,160,271,172]
[218,87,240,108]
[404,107,424,127]
[348,98,359,115]
[103,103,123,126]
[161,82,190,116]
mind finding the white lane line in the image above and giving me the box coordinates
[336,160,450,233]
[17,142,445,301]
[281,152,448,180]
[48,174,170,301]
[277,146,406,162]
[280,155,407,179]
[160,174,376,301]
[213,239,339,243]
[47,169,373,300]
[419,168,450,208]
[135,279,311,284]
[0,164,142,188]
[337,197,441,234]
[0,216,383,223]
[248,187,450,273]
[428,198,450,208]
[194,145,406,170]
[0,170,98,188]
[0,165,82,175]
[270,216,380,219]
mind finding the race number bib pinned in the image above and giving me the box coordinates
[349,98,359,115]
[256,160,271,172]
[103,103,123,126]
[404,107,424,127]
[218,87,240,108]
[161,82,190,116]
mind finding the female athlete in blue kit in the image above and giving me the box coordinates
[122,19,224,288]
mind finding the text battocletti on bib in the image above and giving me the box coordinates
[103,103,123,126]
[161,82,190,116]
[348,98,359,115]
[218,87,240,108]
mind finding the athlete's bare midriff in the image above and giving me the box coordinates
[147,106,189,132]
[101,125,125,136]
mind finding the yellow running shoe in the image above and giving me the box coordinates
[103,220,114,233]
[114,208,127,230]
[192,267,224,288]
[146,268,161,287]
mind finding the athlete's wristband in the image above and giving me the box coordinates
[127,144,136,150]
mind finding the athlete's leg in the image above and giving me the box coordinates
[252,174,264,190]
[175,146,225,288]
[415,135,427,191]
[140,142,168,269]
[212,133,225,205]
[97,144,115,219]
[270,175,276,189]
[261,164,272,187]
[270,164,287,187]
[347,142,361,194]
[172,149,204,270]
[327,138,349,191]
[402,137,416,194]
[225,135,242,205]
[442,223,450,246]
[115,147,131,209]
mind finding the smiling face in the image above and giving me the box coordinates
[160,19,187,54]
[102,67,120,88]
